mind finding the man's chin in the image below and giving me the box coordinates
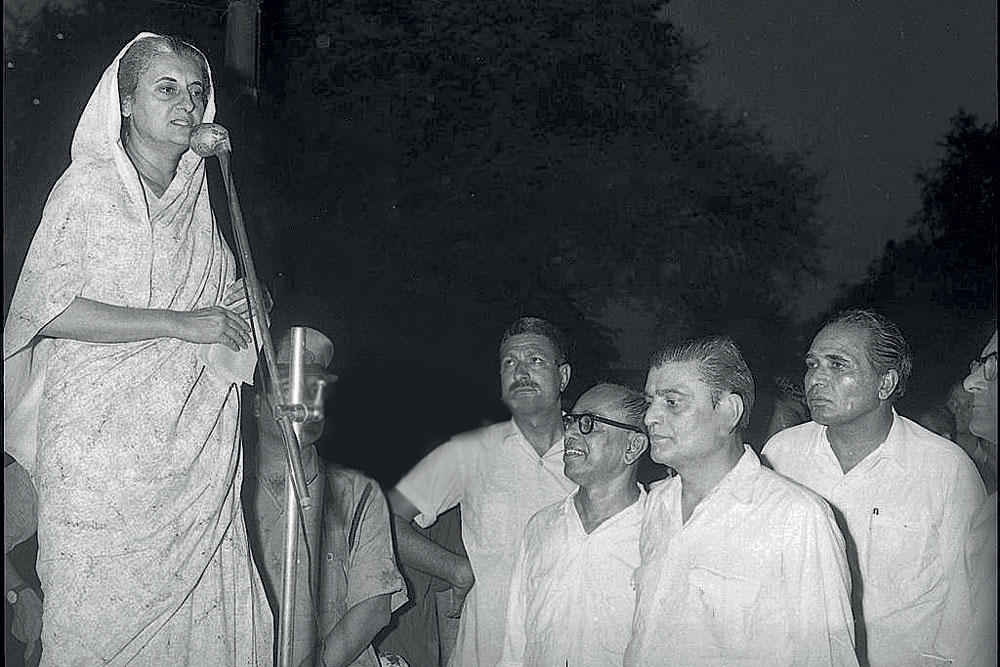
[504,395,553,415]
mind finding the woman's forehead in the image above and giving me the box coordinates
[140,51,204,82]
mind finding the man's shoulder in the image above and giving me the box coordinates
[323,463,381,497]
[894,414,974,464]
[752,464,834,516]
[448,419,513,445]
[428,419,514,457]
[762,421,823,456]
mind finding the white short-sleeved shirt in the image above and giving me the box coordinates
[498,486,646,667]
[394,419,576,667]
[624,446,859,667]
[763,412,986,667]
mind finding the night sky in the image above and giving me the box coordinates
[666,0,997,319]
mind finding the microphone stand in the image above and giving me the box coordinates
[200,128,314,667]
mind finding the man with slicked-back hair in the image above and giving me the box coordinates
[763,309,985,667]
[626,336,858,666]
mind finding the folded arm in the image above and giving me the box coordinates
[318,594,391,667]
[386,488,475,618]
[39,288,250,352]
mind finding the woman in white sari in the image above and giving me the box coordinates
[3,33,272,665]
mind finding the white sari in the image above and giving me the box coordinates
[3,33,272,666]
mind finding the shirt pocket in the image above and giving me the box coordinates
[318,553,350,626]
[687,566,761,653]
[865,510,942,595]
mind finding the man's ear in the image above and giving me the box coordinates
[721,393,745,435]
[559,363,572,392]
[878,370,900,401]
[623,431,649,465]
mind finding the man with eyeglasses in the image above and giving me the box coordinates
[497,383,648,667]
[763,310,985,667]
[387,317,577,667]
[931,329,997,667]
[245,327,408,667]
[625,335,858,666]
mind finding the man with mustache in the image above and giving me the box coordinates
[498,383,648,667]
[931,328,997,667]
[625,335,858,666]
[387,317,576,667]
[763,309,985,667]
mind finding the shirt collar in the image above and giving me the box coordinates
[818,408,908,473]
[505,417,565,457]
[873,408,908,471]
[567,483,648,531]
[715,444,761,505]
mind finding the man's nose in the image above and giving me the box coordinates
[644,406,660,430]
[513,360,530,378]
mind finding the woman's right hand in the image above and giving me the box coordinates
[180,305,252,351]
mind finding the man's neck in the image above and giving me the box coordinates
[513,410,564,457]
[574,474,640,534]
[676,438,744,523]
[825,404,894,474]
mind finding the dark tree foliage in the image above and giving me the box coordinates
[829,111,997,417]
[262,0,824,407]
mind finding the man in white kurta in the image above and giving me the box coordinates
[498,383,650,667]
[626,446,858,666]
[388,318,576,667]
[626,336,858,667]
[763,311,985,667]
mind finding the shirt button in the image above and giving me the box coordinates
[539,459,544,467]
[326,553,335,562]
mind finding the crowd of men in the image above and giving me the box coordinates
[5,310,997,666]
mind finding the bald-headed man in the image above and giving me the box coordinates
[498,383,649,667]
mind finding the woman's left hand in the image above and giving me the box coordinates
[223,279,273,318]
[221,280,250,320]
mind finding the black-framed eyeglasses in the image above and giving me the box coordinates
[563,412,646,436]
[969,351,998,382]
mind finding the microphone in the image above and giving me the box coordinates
[190,123,232,157]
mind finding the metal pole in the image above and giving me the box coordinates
[277,327,307,667]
